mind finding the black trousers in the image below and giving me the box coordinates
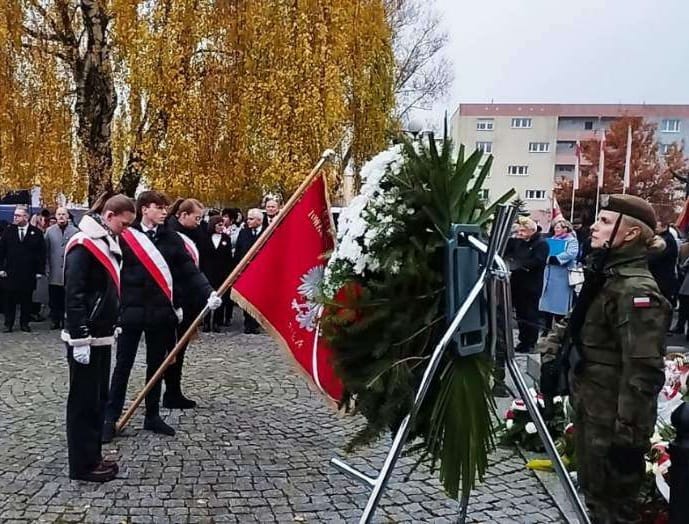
[105,324,176,422]
[244,311,259,331]
[66,344,111,476]
[512,290,540,347]
[49,285,65,324]
[5,287,32,328]
[164,314,197,398]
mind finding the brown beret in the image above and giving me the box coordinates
[600,194,656,230]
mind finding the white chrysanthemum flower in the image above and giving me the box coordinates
[506,419,514,430]
[525,422,538,434]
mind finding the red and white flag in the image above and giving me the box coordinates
[598,131,606,189]
[623,124,633,192]
[231,174,343,402]
[573,140,581,190]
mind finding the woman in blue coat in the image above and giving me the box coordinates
[539,219,579,332]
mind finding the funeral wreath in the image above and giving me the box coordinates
[318,129,515,498]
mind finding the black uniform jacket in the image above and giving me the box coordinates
[119,221,213,327]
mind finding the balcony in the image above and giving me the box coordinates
[555,153,592,166]
[556,130,602,142]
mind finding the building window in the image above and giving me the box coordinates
[661,119,681,133]
[476,119,494,131]
[528,142,550,153]
[525,190,547,200]
[660,143,673,154]
[478,189,489,200]
[507,165,529,176]
[511,118,532,129]
[556,165,574,172]
[584,121,594,130]
[476,141,492,153]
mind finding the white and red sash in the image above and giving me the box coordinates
[120,227,173,303]
[65,233,121,294]
[177,232,200,267]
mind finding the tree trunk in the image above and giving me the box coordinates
[74,0,116,205]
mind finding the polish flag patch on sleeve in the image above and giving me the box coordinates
[633,296,652,308]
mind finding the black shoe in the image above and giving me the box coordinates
[101,459,119,475]
[69,462,117,483]
[244,327,260,335]
[202,325,211,333]
[163,394,197,410]
[143,415,176,436]
[102,421,116,443]
[19,325,31,333]
[492,382,511,398]
[50,321,61,330]
[212,325,222,333]
[3,326,12,333]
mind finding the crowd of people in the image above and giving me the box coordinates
[0,197,282,335]
[505,213,684,354]
[0,192,281,484]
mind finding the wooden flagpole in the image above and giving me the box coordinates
[115,149,337,432]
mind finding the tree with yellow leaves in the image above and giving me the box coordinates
[0,1,395,205]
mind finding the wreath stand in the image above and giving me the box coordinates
[330,204,591,524]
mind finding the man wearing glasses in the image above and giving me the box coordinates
[0,205,46,332]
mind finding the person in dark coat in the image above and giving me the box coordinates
[649,221,678,305]
[163,198,207,409]
[0,205,46,332]
[234,208,264,334]
[63,194,135,482]
[102,191,222,442]
[261,197,280,229]
[504,217,549,353]
[201,216,235,331]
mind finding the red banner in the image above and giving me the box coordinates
[231,174,343,402]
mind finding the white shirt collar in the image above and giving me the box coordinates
[140,222,157,233]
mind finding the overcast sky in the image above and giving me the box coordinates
[420,0,689,126]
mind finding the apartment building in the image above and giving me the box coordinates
[450,103,689,225]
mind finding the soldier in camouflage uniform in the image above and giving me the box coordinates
[538,194,670,524]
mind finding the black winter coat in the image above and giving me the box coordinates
[649,229,678,302]
[119,222,213,327]
[64,243,120,341]
[201,232,234,289]
[234,227,262,266]
[505,233,549,297]
[0,224,46,291]
[167,216,208,313]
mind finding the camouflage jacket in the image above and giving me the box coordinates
[538,242,671,447]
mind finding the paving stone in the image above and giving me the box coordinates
[0,319,565,522]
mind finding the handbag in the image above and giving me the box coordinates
[568,266,585,287]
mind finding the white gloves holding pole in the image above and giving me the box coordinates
[207,291,222,310]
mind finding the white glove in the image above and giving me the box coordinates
[175,308,184,324]
[207,291,223,311]
[73,345,91,365]
[0,271,6,278]
[36,274,42,279]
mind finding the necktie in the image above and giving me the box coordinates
[253,229,257,237]
[147,230,156,241]
[19,228,24,241]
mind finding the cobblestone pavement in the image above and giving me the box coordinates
[0,321,565,523]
